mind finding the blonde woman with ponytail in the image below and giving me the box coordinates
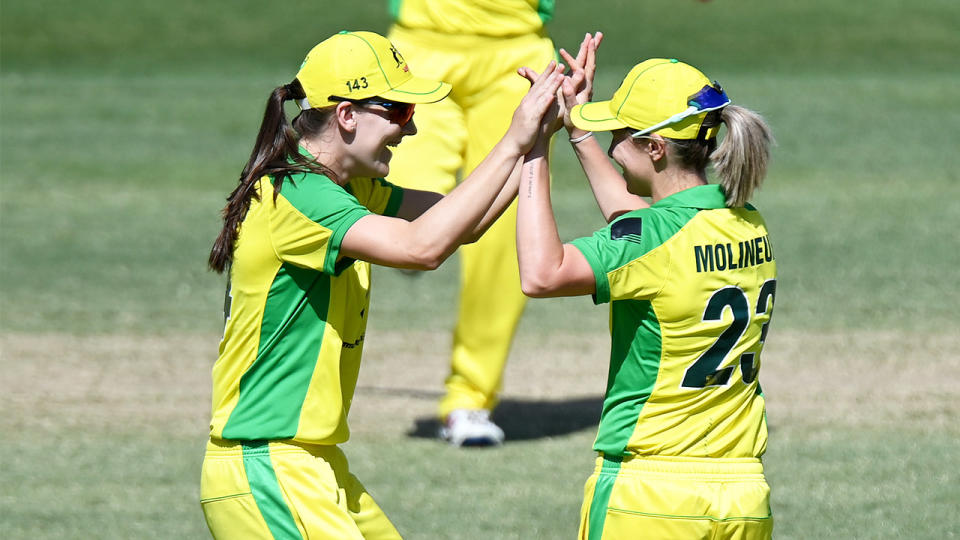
[201,30,563,539]
[516,35,777,540]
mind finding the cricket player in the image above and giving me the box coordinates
[516,35,777,539]
[387,0,715,447]
[386,0,558,445]
[200,30,564,538]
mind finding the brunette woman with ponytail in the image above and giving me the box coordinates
[200,30,564,540]
[515,36,778,539]
[208,80,333,273]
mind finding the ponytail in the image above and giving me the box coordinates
[664,105,773,208]
[712,105,774,207]
[208,80,336,273]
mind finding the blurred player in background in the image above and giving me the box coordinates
[387,0,714,447]
[200,30,563,538]
[386,0,557,446]
[517,35,776,539]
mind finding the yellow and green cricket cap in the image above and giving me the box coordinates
[295,30,451,109]
[571,58,729,140]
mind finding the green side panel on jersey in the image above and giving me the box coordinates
[575,189,716,456]
[537,0,556,23]
[587,456,622,540]
[223,264,331,439]
[242,441,303,539]
[594,300,662,455]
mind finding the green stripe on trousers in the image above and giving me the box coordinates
[588,455,622,540]
[242,441,303,539]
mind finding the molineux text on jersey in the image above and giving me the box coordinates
[694,235,774,273]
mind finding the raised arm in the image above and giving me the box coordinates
[515,103,596,298]
[394,156,524,244]
[560,33,648,222]
[340,63,565,270]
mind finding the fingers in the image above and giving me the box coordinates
[519,61,563,103]
[585,40,596,81]
[531,65,564,113]
[519,61,562,110]
[531,61,563,93]
[517,66,540,85]
[576,33,591,65]
[559,34,591,71]
[540,64,565,101]
[560,32,601,76]
[560,77,580,110]
[524,60,555,95]
[558,50,584,92]
[585,32,602,86]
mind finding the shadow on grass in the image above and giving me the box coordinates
[406,396,603,442]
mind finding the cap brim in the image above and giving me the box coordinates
[571,101,628,132]
[380,77,451,104]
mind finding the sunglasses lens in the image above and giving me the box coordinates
[391,103,415,126]
[347,98,415,126]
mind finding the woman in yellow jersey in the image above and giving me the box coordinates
[200,30,563,539]
[516,35,777,539]
[386,0,558,445]
[388,0,716,448]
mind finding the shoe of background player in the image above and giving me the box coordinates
[439,409,505,447]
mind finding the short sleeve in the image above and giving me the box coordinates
[571,231,613,305]
[570,212,670,304]
[347,177,405,217]
[270,174,371,274]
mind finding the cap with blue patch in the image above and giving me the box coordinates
[571,58,729,140]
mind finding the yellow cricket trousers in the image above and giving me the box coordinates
[580,454,774,540]
[200,438,401,539]
[387,25,556,417]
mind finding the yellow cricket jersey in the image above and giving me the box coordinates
[209,159,404,445]
[571,185,777,459]
[389,0,555,37]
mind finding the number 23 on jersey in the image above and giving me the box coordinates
[682,279,776,389]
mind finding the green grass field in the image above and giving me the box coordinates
[2,0,959,538]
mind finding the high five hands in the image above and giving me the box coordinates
[517,32,604,147]
[506,60,566,155]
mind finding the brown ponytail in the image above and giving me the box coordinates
[208,80,336,273]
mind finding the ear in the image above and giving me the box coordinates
[646,135,667,161]
[335,102,358,133]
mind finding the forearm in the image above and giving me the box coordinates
[516,145,565,294]
[462,158,523,242]
[571,134,648,221]
[340,62,564,270]
[408,140,522,256]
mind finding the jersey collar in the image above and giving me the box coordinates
[651,184,726,209]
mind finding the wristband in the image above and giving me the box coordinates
[569,131,594,144]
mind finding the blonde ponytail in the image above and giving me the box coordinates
[712,105,774,207]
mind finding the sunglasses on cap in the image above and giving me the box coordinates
[329,96,416,126]
[631,83,730,138]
